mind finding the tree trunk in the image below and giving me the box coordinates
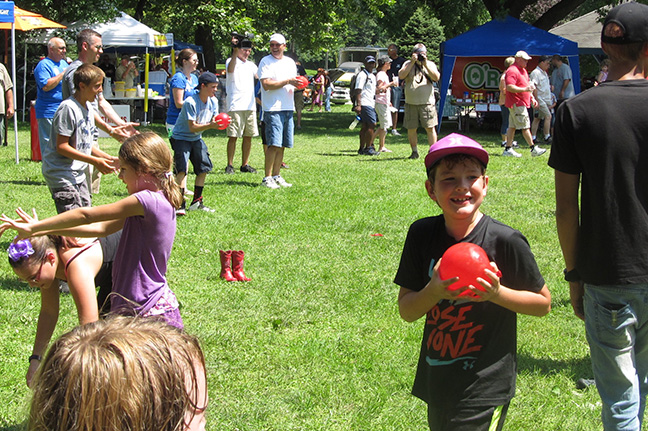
[195,24,215,72]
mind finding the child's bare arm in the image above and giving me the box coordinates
[467,265,551,316]
[398,259,461,322]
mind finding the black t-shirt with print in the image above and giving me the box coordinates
[394,215,545,408]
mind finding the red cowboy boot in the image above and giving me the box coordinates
[231,250,251,281]
[219,250,237,282]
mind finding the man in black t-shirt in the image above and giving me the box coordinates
[396,133,550,430]
[549,3,648,429]
[387,44,405,135]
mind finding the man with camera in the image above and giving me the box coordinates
[398,43,440,159]
[225,32,258,175]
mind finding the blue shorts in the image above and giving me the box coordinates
[264,111,294,148]
[171,138,213,175]
[360,106,377,125]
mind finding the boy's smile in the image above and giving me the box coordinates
[426,159,488,221]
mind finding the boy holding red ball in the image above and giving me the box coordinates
[171,72,228,214]
[395,133,551,430]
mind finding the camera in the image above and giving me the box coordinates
[414,47,425,62]
[231,31,254,49]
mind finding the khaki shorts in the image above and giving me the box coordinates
[294,90,304,111]
[534,99,551,120]
[403,103,438,130]
[508,104,530,130]
[226,110,259,138]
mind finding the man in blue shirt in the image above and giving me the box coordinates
[34,37,68,158]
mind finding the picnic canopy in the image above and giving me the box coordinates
[30,11,173,124]
[438,16,580,129]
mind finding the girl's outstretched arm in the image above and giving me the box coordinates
[1,195,143,239]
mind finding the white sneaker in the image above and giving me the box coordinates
[273,175,292,187]
[390,129,401,136]
[262,176,280,189]
[502,147,522,158]
[187,199,215,212]
[531,145,547,157]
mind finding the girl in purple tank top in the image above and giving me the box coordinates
[0,132,185,330]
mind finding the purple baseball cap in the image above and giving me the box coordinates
[424,133,489,170]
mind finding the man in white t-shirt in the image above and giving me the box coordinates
[353,56,378,156]
[257,33,300,189]
[529,55,553,145]
[225,34,258,175]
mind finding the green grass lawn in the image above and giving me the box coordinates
[0,105,614,430]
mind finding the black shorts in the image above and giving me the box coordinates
[171,138,213,175]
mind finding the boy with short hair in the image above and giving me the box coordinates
[395,133,551,430]
[171,71,224,214]
[43,64,118,214]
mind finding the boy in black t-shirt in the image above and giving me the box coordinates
[395,133,551,431]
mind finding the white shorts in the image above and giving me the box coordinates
[375,103,393,130]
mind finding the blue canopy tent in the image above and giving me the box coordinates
[438,16,579,129]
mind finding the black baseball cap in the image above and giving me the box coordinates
[196,72,218,89]
[602,2,648,45]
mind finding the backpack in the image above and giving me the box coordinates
[350,68,370,109]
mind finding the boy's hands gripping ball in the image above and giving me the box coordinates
[295,75,309,90]
[214,113,231,130]
[438,243,498,298]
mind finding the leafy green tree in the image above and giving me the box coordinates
[394,6,445,63]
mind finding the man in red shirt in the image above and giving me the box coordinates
[503,51,546,158]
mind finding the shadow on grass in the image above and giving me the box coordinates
[0,277,32,292]
[518,352,593,381]
[0,424,24,431]
[0,179,45,187]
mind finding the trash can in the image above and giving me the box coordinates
[30,101,41,161]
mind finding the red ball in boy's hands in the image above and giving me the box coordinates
[438,243,495,298]
[295,75,309,90]
[214,113,231,130]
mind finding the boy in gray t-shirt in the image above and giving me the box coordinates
[43,64,118,213]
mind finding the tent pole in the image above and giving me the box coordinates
[11,24,18,163]
[144,48,148,125]
[22,40,26,122]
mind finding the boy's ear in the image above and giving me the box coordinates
[425,179,437,202]
[482,175,489,197]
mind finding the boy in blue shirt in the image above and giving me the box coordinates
[171,72,226,214]
[395,133,551,430]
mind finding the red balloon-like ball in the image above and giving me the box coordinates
[438,242,492,298]
[295,75,309,90]
[214,113,231,130]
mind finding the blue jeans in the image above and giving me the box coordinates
[325,86,332,112]
[584,284,648,430]
[37,117,53,152]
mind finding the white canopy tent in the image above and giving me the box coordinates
[27,12,173,123]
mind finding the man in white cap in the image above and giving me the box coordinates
[502,50,546,158]
[257,33,300,189]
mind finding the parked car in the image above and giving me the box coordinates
[330,62,362,104]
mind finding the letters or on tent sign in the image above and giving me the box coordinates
[0,2,15,23]
[451,57,540,98]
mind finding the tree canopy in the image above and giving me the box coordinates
[14,0,634,70]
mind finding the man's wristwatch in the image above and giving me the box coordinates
[28,354,42,362]
[563,268,581,282]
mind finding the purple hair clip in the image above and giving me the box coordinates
[7,238,35,262]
